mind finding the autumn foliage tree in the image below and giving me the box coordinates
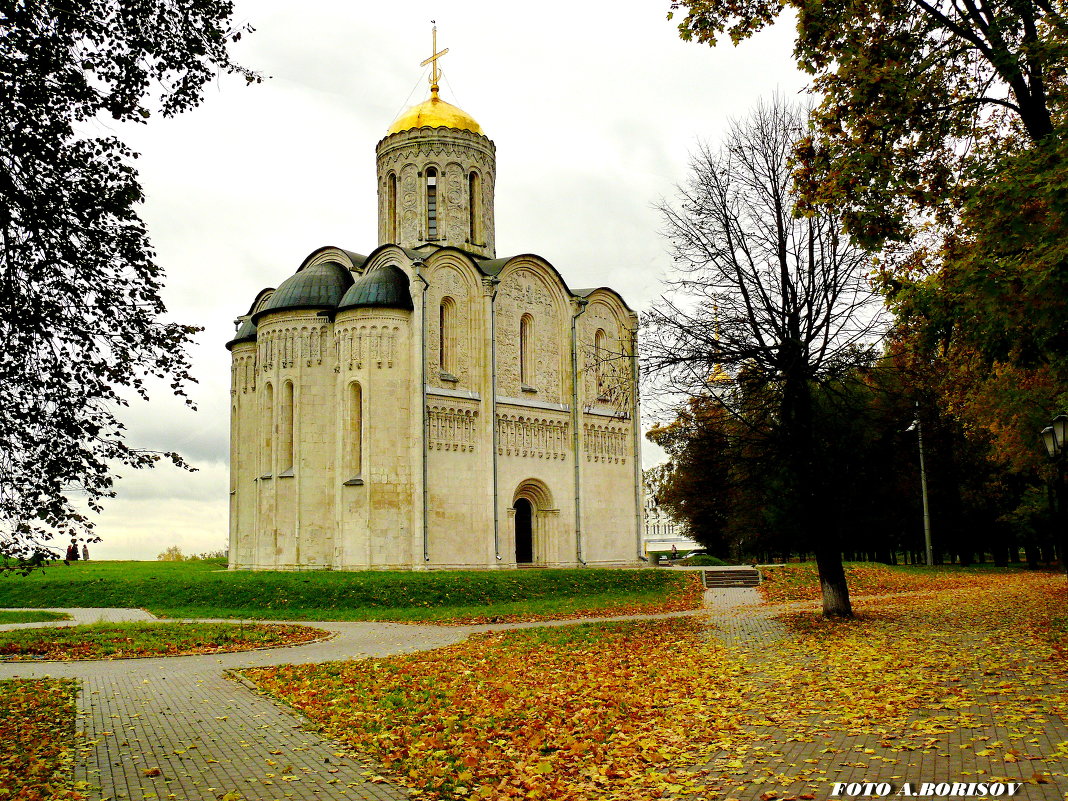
[0,2,257,566]
[669,0,1068,567]
[644,99,885,616]
[646,396,734,558]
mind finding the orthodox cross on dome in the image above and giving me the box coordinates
[420,22,449,96]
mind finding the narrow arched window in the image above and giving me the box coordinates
[425,167,438,240]
[520,313,535,388]
[386,173,398,242]
[468,170,481,243]
[280,381,294,474]
[594,328,608,398]
[348,382,362,477]
[439,297,455,375]
[262,383,274,476]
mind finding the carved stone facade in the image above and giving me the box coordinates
[376,127,496,258]
[226,83,642,571]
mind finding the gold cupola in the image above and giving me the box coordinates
[388,87,483,135]
[375,25,496,258]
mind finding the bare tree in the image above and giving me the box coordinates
[643,97,886,616]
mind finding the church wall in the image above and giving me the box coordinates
[228,342,258,568]
[425,394,492,566]
[246,312,337,569]
[292,325,336,569]
[496,403,577,567]
[424,258,484,393]
[420,254,493,567]
[335,307,416,569]
[580,414,639,564]
[494,263,569,405]
[575,294,642,565]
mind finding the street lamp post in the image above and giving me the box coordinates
[907,414,934,566]
[1040,413,1068,574]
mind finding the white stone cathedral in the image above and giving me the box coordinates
[226,42,643,570]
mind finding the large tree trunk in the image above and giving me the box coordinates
[781,362,854,617]
[815,543,853,617]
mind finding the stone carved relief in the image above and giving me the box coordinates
[583,422,628,464]
[428,265,472,387]
[495,268,562,402]
[427,403,479,452]
[399,163,419,245]
[377,134,496,256]
[581,303,632,415]
[232,354,257,394]
[444,162,465,244]
[496,413,569,460]
[258,325,331,373]
[336,324,401,370]
[229,356,254,395]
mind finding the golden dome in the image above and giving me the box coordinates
[387,89,483,136]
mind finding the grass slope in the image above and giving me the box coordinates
[0,560,696,622]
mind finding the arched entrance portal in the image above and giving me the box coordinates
[511,479,559,566]
[514,498,533,563]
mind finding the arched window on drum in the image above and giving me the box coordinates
[425,167,439,240]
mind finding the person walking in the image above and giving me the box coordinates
[81,543,89,561]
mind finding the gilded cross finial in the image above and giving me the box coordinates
[420,22,449,97]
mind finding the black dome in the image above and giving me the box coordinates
[252,261,354,323]
[225,316,258,350]
[338,265,414,312]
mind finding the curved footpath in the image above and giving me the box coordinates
[0,589,761,801]
[14,588,1063,801]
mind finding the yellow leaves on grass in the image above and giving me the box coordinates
[0,622,325,661]
[759,563,1013,604]
[246,572,1068,800]
[248,620,746,799]
[0,678,86,800]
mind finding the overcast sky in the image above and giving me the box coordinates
[82,0,807,560]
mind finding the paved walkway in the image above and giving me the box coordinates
[0,604,718,801]
[3,588,1067,800]
[694,594,1068,800]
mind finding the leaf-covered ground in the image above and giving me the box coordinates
[0,678,87,800]
[758,562,1030,604]
[0,621,325,661]
[247,571,1068,800]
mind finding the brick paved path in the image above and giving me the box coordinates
[4,589,1066,801]
[0,607,712,801]
[699,595,1068,800]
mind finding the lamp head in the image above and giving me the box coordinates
[1053,413,1068,453]
[1042,426,1058,459]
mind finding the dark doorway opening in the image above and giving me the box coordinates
[514,498,533,563]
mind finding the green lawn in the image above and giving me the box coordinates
[0,560,697,622]
[0,609,70,624]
